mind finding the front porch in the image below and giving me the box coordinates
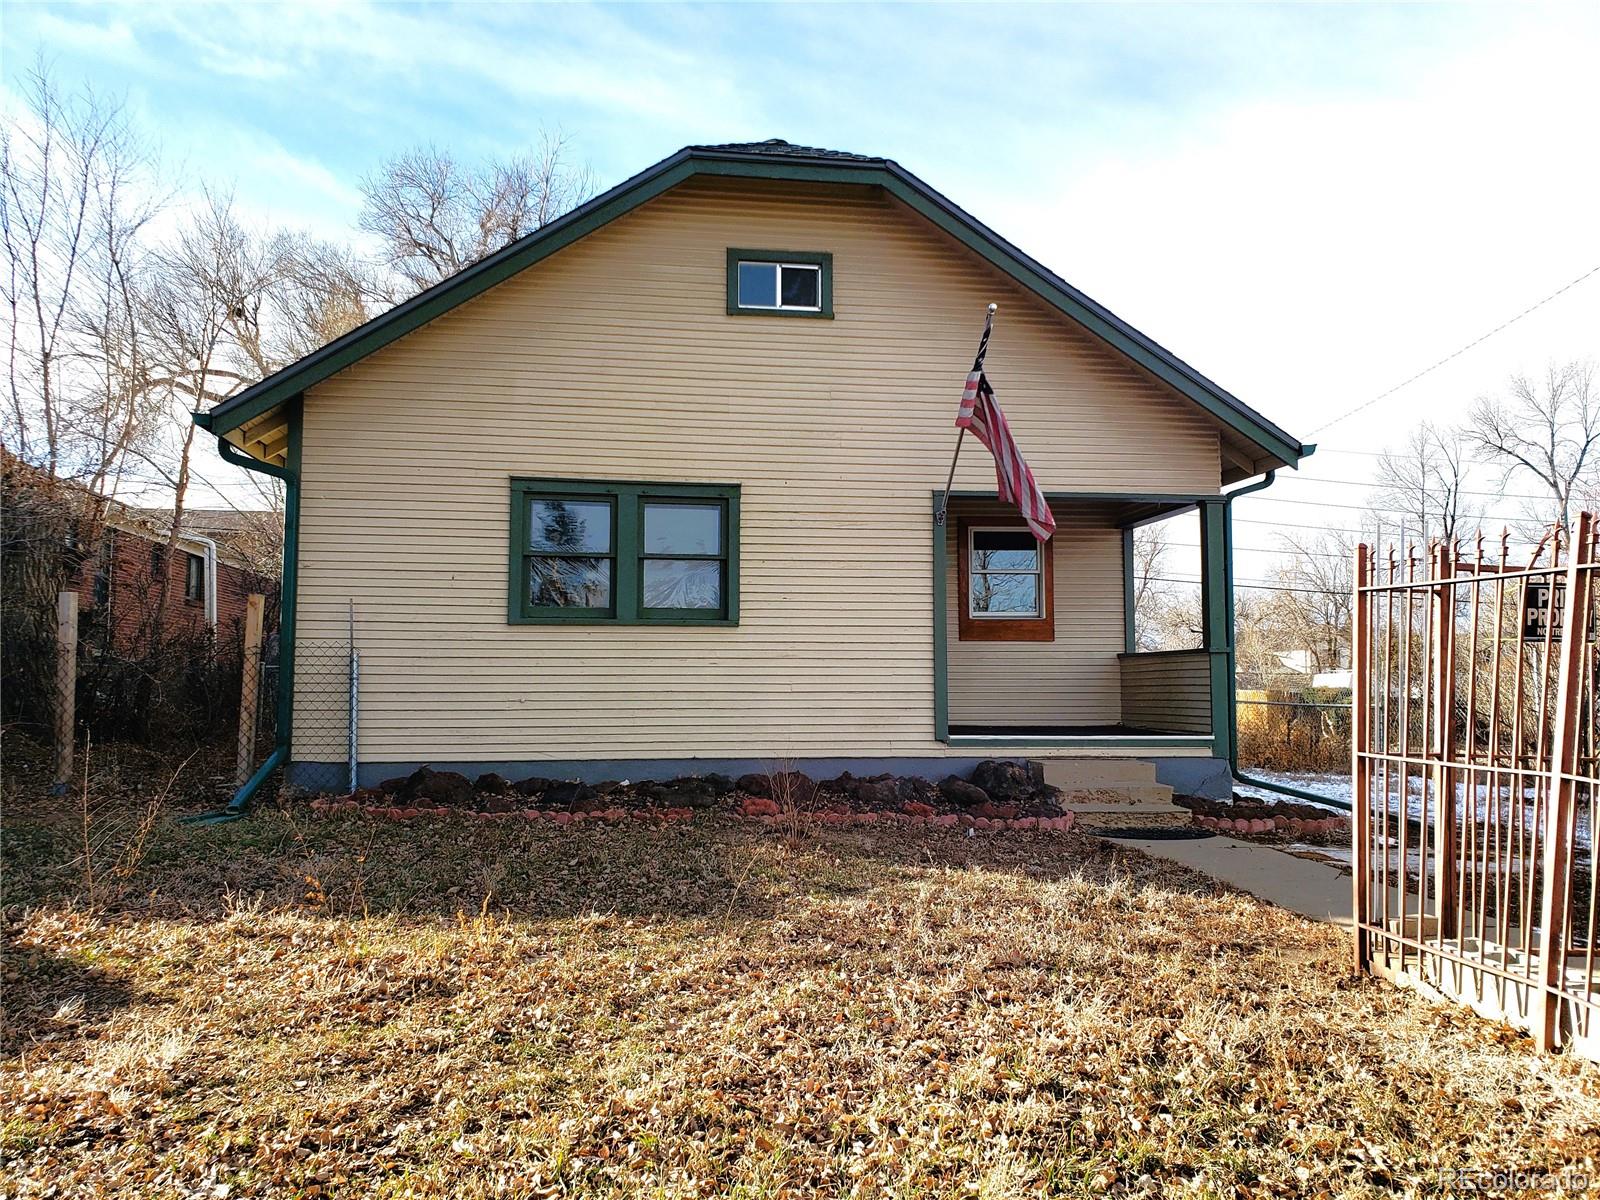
[932,491,1236,789]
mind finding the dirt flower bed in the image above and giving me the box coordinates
[6,788,1600,1197]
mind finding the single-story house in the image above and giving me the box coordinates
[195,140,1312,800]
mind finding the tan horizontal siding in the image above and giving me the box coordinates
[946,500,1122,726]
[1120,651,1213,734]
[295,176,1222,762]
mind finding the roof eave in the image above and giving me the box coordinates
[198,146,1307,469]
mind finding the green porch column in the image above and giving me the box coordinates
[1121,526,1137,653]
[1198,499,1233,760]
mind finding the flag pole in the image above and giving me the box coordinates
[935,303,997,527]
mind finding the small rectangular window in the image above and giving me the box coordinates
[510,480,739,625]
[184,552,206,603]
[956,520,1054,642]
[970,530,1042,617]
[727,249,832,318]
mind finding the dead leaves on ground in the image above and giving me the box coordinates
[4,812,1600,1197]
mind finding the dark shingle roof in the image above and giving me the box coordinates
[690,139,882,163]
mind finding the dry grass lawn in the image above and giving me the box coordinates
[5,784,1600,1198]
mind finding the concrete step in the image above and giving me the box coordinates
[1038,758,1161,789]
[1059,784,1179,814]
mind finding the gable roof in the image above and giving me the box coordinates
[196,139,1309,471]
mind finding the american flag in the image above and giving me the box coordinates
[956,316,1057,541]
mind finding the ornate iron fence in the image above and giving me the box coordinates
[1352,513,1599,1055]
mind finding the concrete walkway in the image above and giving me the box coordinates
[1101,832,1354,926]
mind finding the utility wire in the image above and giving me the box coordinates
[1149,574,1345,597]
[1263,473,1555,503]
[1306,263,1600,435]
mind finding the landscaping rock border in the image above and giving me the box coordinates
[308,759,1077,835]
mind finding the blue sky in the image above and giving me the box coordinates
[7,1,1599,550]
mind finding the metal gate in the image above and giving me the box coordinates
[1351,512,1599,1054]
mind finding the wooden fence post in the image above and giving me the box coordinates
[1538,511,1593,1052]
[1351,543,1371,973]
[1432,544,1459,940]
[235,593,265,789]
[53,590,77,790]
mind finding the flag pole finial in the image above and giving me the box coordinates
[987,302,997,314]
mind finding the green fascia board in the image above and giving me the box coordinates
[198,146,1307,464]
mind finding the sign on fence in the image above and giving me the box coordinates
[1524,578,1598,642]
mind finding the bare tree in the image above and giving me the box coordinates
[1465,360,1599,534]
[1261,530,1355,678]
[2,61,158,487]
[1129,523,1198,650]
[359,133,594,299]
[1371,420,1476,548]
[273,233,379,361]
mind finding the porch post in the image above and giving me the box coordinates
[931,491,949,742]
[1199,500,1232,760]
[1122,526,1137,653]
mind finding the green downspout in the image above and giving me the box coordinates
[181,399,301,825]
[1222,464,1350,812]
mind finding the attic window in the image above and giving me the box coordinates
[727,249,833,318]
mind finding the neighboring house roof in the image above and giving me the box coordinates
[197,139,1311,473]
[133,506,283,571]
[1,448,275,576]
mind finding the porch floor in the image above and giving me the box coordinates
[947,723,1178,738]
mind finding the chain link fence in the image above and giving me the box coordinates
[290,639,356,797]
[1237,687,1353,772]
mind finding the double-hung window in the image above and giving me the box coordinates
[510,479,739,625]
[727,249,833,317]
[956,519,1054,642]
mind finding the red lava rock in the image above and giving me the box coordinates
[902,801,935,818]
[740,797,781,818]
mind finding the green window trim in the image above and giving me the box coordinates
[509,478,740,626]
[726,248,834,318]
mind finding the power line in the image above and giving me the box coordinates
[1306,263,1600,435]
[1150,574,1344,598]
[1242,494,1543,522]
[1268,473,1555,504]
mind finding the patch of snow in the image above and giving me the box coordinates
[1233,770,1351,811]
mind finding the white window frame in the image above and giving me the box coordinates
[967,525,1044,619]
[736,260,823,313]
